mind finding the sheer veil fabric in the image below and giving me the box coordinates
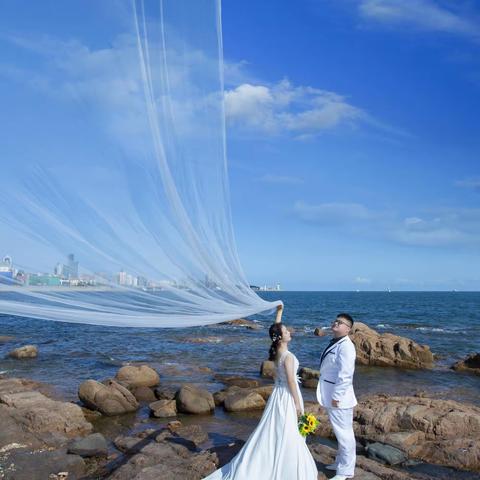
[0,0,282,327]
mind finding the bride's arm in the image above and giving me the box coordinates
[275,304,284,324]
[284,354,302,416]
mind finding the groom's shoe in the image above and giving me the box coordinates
[330,475,354,480]
[325,463,338,471]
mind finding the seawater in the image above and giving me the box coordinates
[0,291,479,405]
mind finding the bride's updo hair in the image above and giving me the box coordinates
[269,323,284,361]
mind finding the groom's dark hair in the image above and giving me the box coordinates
[337,313,354,327]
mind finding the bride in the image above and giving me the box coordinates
[204,310,318,479]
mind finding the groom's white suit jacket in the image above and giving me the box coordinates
[316,335,357,409]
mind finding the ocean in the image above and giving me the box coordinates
[0,291,478,405]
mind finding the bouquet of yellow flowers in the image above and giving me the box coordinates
[298,412,320,437]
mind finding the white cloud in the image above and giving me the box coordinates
[225,79,368,137]
[292,200,480,248]
[359,0,480,40]
[257,174,304,185]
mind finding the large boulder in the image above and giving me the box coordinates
[175,384,214,415]
[8,345,38,359]
[224,390,266,412]
[78,379,139,416]
[349,322,434,369]
[354,395,480,472]
[115,365,160,388]
[0,378,92,445]
[314,328,328,337]
[260,360,275,379]
[132,386,157,403]
[452,353,480,375]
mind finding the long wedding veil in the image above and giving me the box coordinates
[0,0,282,327]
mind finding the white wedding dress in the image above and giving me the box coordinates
[204,350,318,479]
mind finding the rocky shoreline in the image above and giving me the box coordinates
[1,322,479,479]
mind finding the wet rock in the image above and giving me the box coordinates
[1,448,85,480]
[309,443,420,480]
[115,365,160,388]
[224,391,266,412]
[213,386,241,407]
[314,327,328,336]
[365,442,407,465]
[68,433,108,457]
[252,385,274,401]
[214,374,260,388]
[154,386,177,401]
[132,386,157,403]
[260,360,275,379]
[298,367,319,389]
[175,384,214,415]
[214,385,273,407]
[8,345,38,359]
[0,335,15,343]
[219,318,261,330]
[354,394,480,472]
[452,353,480,375]
[78,379,139,416]
[350,322,434,369]
[149,399,177,418]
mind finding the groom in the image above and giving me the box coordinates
[316,313,357,480]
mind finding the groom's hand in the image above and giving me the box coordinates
[331,399,339,407]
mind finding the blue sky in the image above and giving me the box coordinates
[221,0,480,290]
[1,1,479,291]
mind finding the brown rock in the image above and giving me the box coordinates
[78,379,139,416]
[299,367,319,389]
[149,399,177,418]
[0,335,15,343]
[155,386,178,401]
[132,386,157,403]
[219,318,261,330]
[157,424,208,447]
[213,386,241,406]
[175,384,214,415]
[224,391,266,412]
[350,322,434,369]
[452,353,480,375]
[108,436,217,480]
[260,360,275,379]
[8,345,38,359]
[214,375,260,388]
[314,327,328,336]
[309,443,418,480]
[354,395,480,472]
[115,365,159,388]
[0,377,92,467]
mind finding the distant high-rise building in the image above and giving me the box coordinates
[67,254,79,279]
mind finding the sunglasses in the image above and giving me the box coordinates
[332,319,351,327]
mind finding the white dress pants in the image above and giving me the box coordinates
[326,407,356,477]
